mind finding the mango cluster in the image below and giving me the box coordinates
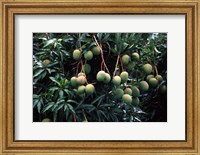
[72,46,101,61]
[70,72,95,95]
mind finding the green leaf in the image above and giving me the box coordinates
[43,38,56,48]
[97,33,103,40]
[64,104,68,111]
[102,33,110,43]
[91,94,105,104]
[55,104,64,111]
[33,69,44,78]
[65,107,69,120]
[42,102,54,113]
[40,70,47,79]
[47,62,59,67]
[82,104,96,112]
[49,86,59,94]
[36,100,42,113]
[33,99,39,108]
[49,77,60,86]
[53,110,58,122]
[46,68,56,74]
[115,33,121,45]
[67,99,79,105]
[56,99,65,104]
[59,90,64,98]
[67,104,75,113]
[64,89,73,97]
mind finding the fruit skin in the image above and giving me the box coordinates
[77,85,85,94]
[155,75,163,83]
[132,52,140,61]
[124,88,132,95]
[84,51,93,61]
[65,79,69,85]
[42,118,51,122]
[146,74,154,82]
[127,61,136,71]
[77,76,86,85]
[104,73,111,84]
[73,49,81,60]
[43,59,51,66]
[96,71,106,82]
[120,71,129,83]
[70,76,78,87]
[149,78,159,88]
[112,76,121,86]
[91,46,101,55]
[131,86,140,97]
[143,64,153,75]
[85,84,95,95]
[122,94,132,104]
[78,72,86,77]
[84,64,91,74]
[159,85,167,94]
[132,97,140,105]
[122,55,130,65]
[139,81,149,92]
[114,88,124,99]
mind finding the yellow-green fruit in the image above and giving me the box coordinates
[139,81,149,92]
[96,70,106,82]
[84,50,93,61]
[85,84,95,95]
[91,46,101,55]
[83,64,91,74]
[155,75,163,83]
[43,59,51,66]
[65,79,69,85]
[77,85,85,94]
[143,64,153,75]
[127,61,136,71]
[78,72,86,77]
[77,75,86,85]
[112,76,121,86]
[122,94,132,104]
[122,55,130,65]
[104,73,111,84]
[73,49,81,60]
[159,85,167,94]
[132,52,140,61]
[42,118,51,122]
[132,97,140,105]
[114,88,124,99]
[70,76,78,87]
[131,86,140,97]
[146,74,154,82]
[124,88,132,95]
[149,78,158,88]
[120,71,129,83]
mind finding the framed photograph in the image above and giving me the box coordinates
[1,0,200,154]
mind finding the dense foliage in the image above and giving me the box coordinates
[33,33,167,122]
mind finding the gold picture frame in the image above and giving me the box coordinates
[0,0,200,154]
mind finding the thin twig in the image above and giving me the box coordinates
[154,65,158,76]
[119,55,124,71]
[76,61,81,76]
[113,54,120,76]
[82,110,88,122]
[93,35,110,74]
[73,113,76,122]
